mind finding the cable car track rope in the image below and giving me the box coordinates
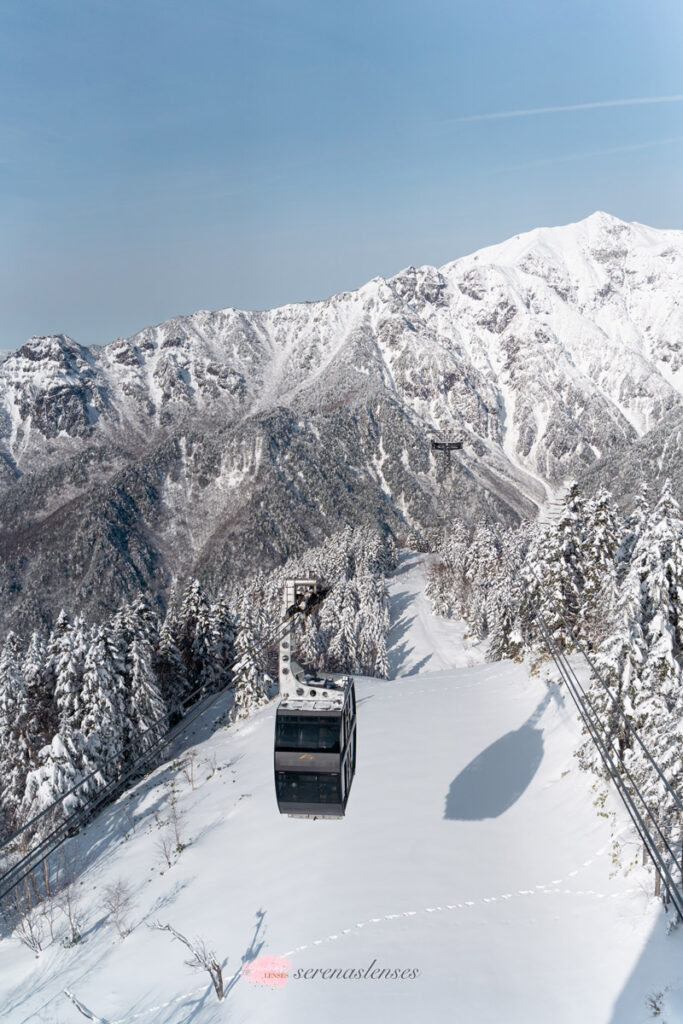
[478,501,683,919]
[0,586,337,905]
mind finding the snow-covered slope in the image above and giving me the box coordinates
[1,555,680,1023]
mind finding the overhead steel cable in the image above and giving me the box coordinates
[479,503,682,912]
[534,609,683,919]
[1,602,298,848]
[0,589,331,903]
[479,496,683,817]
[526,559,683,818]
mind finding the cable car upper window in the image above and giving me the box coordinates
[275,715,341,753]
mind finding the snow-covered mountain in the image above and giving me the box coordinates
[1,556,681,1023]
[1,211,681,635]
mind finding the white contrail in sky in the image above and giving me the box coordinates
[482,135,683,177]
[450,94,683,123]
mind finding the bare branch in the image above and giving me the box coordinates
[102,879,135,940]
[155,831,174,869]
[150,920,224,1000]
[63,989,105,1022]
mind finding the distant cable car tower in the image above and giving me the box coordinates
[430,434,465,523]
[430,436,464,470]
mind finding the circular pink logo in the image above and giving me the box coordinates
[242,955,292,988]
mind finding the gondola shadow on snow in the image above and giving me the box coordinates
[444,688,559,821]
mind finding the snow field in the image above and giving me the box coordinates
[0,554,681,1023]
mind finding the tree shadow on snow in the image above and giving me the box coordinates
[404,653,433,675]
[144,908,267,1023]
[444,689,558,821]
[607,906,683,1023]
[223,906,267,998]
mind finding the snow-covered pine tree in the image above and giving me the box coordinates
[576,562,648,780]
[356,569,390,676]
[208,596,237,690]
[328,582,361,673]
[22,631,55,759]
[518,485,587,660]
[616,484,650,580]
[576,488,622,649]
[298,612,327,672]
[21,733,84,823]
[630,481,683,837]
[177,579,216,696]
[230,618,271,721]
[51,613,89,754]
[154,612,189,724]
[0,633,30,831]
[439,521,471,620]
[0,632,57,830]
[79,623,129,788]
[113,597,167,763]
[127,634,167,763]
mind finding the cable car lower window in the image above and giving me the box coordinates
[276,772,341,804]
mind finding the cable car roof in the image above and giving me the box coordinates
[278,698,345,713]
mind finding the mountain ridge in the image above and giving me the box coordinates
[0,211,681,636]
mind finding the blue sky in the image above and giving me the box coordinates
[1,0,682,349]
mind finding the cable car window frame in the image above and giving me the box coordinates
[275,714,341,754]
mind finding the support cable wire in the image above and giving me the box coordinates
[480,507,682,914]
[534,610,683,919]
[0,590,327,903]
[0,610,287,857]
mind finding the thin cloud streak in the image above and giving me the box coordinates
[483,135,683,176]
[449,94,683,124]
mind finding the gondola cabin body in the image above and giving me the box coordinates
[275,579,357,819]
[275,682,356,818]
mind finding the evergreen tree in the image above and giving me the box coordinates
[177,579,215,696]
[0,633,30,830]
[577,488,621,648]
[22,632,55,758]
[154,611,189,724]
[576,564,648,779]
[127,633,167,762]
[230,620,271,721]
[632,481,683,830]
[21,734,84,822]
[80,624,129,787]
[114,597,167,762]
[52,613,89,755]
[208,596,237,690]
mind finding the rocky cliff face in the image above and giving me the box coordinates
[1,211,681,635]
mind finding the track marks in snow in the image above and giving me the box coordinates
[280,887,639,958]
[281,827,634,959]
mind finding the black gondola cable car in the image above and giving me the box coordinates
[274,580,357,819]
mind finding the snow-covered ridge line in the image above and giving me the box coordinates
[0,210,681,640]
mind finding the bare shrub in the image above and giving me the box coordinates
[102,879,135,940]
[151,920,224,1000]
[166,784,186,853]
[156,831,174,869]
[14,903,46,953]
[182,749,198,791]
[203,751,219,780]
[55,851,84,946]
